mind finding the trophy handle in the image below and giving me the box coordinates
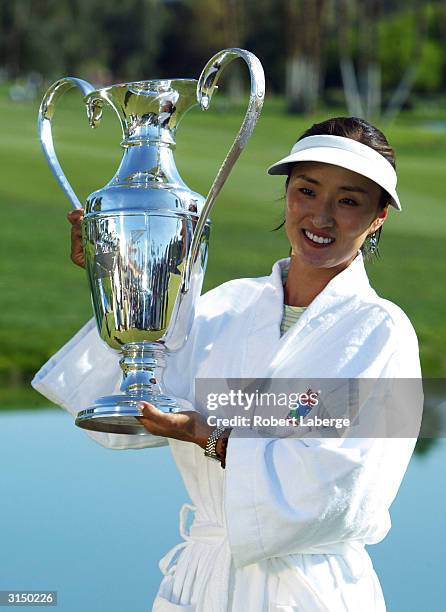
[38,77,98,209]
[182,48,265,291]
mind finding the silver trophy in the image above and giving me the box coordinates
[38,48,265,444]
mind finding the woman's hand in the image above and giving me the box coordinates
[67,208,85,268]
[137,402,214,449]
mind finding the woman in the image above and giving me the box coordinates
[33,117,423,611]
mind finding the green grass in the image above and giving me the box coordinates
[0,89,445,407]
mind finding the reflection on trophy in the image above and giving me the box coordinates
[38,49,265,444]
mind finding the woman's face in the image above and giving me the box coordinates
[285,161,388,271]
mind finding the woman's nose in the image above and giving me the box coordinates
[311,199,335,228]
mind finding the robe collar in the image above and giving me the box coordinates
[250,250,373,337]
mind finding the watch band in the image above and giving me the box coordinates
[204,425,227,461]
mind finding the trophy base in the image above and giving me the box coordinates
[75,392,177,442]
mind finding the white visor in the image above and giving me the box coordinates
[267,134,401,211]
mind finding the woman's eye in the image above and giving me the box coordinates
[299,187,315,196]
[340,198,358,206]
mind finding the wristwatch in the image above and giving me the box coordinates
[204,425,227,461]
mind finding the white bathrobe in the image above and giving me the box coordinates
[32,252,423,611]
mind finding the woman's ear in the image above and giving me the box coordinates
[371,205,389,233]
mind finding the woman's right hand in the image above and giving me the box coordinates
[67,208,85,268]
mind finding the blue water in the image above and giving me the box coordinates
[1,410,444,611]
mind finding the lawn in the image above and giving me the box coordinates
[0,86,445,407]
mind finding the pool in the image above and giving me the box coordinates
[0,410,444,611]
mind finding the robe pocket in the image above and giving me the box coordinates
[152,594,195,611]
[269,605,300,612]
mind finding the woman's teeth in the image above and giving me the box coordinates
[304,230,335,245]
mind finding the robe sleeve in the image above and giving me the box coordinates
[31,319,156,450]
[224,319,423,568]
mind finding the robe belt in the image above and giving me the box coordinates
[158,503,373,611]
[158,503,232,612]
[281,541,374,582]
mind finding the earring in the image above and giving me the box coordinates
[368,231,378,255]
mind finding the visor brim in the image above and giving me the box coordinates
[267,151,402,211]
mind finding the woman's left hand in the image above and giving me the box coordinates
[136,402,213,450]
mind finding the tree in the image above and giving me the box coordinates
[336,0,430,124]
[182,0,247,100]
[0,0,36,77]
[101,0,167,81]
[381,1,430,123]
[282,0,331,114]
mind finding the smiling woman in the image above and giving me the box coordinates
[283,161,387,306]
[33,116,423,612]
[267,117,399,307]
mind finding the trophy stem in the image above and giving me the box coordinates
[75,341,176,440]
[120,342,168,399]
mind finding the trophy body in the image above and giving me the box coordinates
[38,51,265,443]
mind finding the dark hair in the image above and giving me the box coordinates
[282,116,395,259]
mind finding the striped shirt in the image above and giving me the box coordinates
[280,304,307,336]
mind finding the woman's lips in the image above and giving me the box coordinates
[301,229,335,248]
